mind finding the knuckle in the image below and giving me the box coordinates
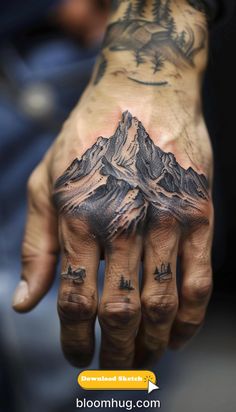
[156,211,177,228]
[173,317,203,340]
[142,295,178,323]
[188,202,213,227]
[183,276,212,302]
[147,209,179,235]
[60,215,93,244]
[147,226,178,254]
[144,332,168,351]
[99,301,140,329]
[178,318,203,330]
[58,291,97,322]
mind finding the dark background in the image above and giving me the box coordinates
[205,4,236,296]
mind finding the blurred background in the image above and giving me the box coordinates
[0,1,235,411]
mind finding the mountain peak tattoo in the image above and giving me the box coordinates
[54,111,209,244]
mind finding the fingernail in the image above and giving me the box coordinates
[12,280,29,307]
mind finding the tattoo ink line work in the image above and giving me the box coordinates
[61,265,86,284]
[154,263,172,282]
[119,275,135,291]
[54,111,209,245]
[93,0,207,85]
[127,77,168,86]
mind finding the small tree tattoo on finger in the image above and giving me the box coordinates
[61,265,86,284]
[154,263,172,282]
[119,275,134,291]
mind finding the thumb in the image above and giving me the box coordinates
[12,161,59,312]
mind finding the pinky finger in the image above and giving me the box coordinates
[169,221,213,349]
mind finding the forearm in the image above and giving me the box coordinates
[73,1,210,172]
[91,0,208,97]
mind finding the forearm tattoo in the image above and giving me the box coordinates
[154,263,172,282]
[93,0,207,86]
[61,265,86,284]
[54,111,209,247]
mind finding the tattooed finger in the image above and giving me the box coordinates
[98,235,142,369]
[57,216,100,367]
[170,216,213,349]
[135,224,179,365]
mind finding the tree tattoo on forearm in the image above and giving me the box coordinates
[53,111,209,247]
[93,0,207,86]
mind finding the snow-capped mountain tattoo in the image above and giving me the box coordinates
[53,111,209,243]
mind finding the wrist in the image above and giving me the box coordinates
[76,82,207,162]
[82,73,203,141]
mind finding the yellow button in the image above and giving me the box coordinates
[78,370,156,391]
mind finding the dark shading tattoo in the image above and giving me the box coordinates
[54,111,209,245]
[61,265,86,284]
[119,275,135,290]
[154,263,172,282]
[93,0,206,85]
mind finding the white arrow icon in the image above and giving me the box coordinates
[148,380,159,394]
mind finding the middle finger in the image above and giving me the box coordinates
[136,216,179,363]
[98,234,142,369]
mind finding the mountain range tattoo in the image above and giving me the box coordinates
[93,0,207,85]
[53,111,209,245]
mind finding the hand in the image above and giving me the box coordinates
[12,0,214,368]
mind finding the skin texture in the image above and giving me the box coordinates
[13,0,214,369]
